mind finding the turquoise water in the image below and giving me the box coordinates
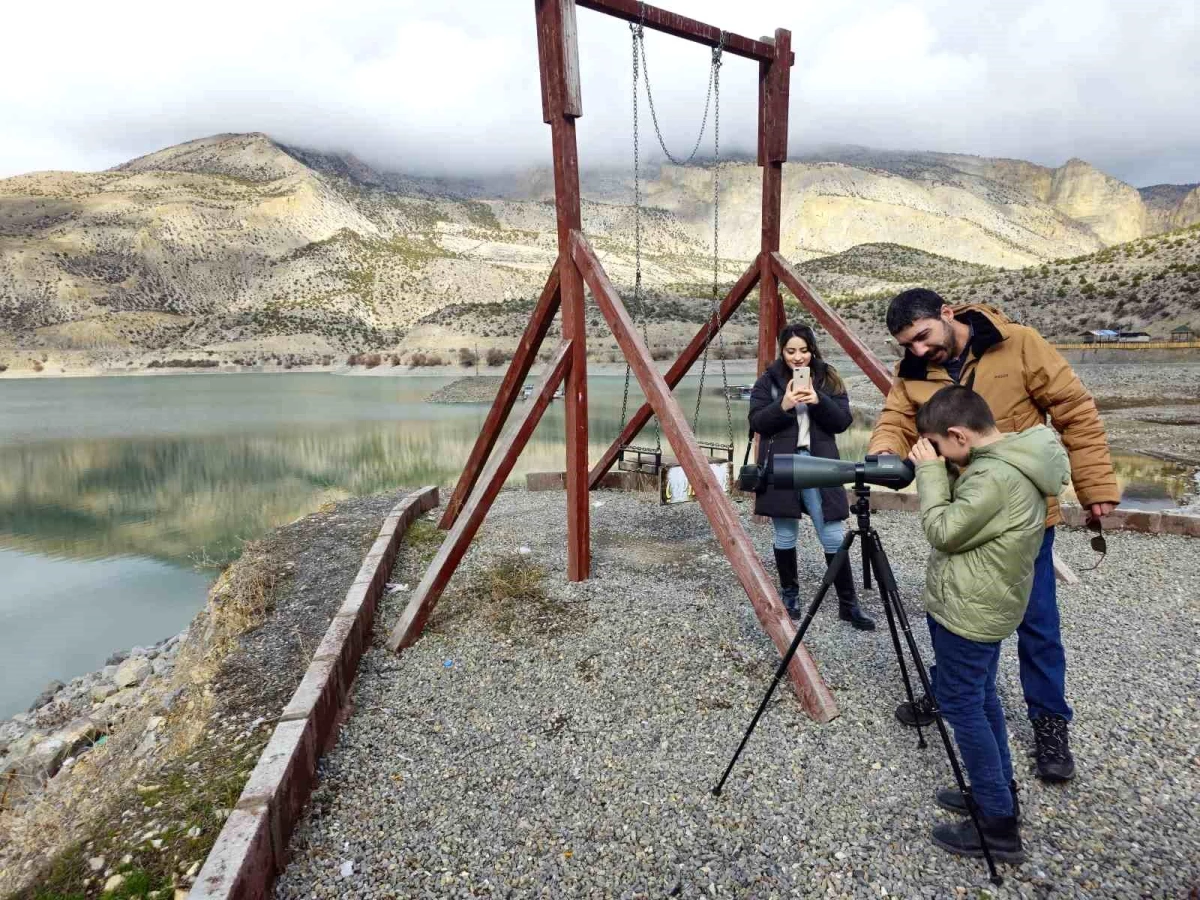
[0,372,1192,717]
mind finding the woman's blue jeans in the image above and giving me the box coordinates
[771,451,845,554]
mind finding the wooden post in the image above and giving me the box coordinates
[756,28,791,374]
[588,259,760,488]
[388,343,573,652]
[537,0,590,581]
[440,264,561,529]
[572,230,837,722]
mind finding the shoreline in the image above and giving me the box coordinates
[0,359,767,381]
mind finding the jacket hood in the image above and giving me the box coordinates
[974,425,1071,496]
[896,303,1013,381]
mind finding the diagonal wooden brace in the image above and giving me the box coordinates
[588,259,761,488]
[572,230,837,722]
[440,263,562,530]
[388,341,573,652]
[770,252,894,395]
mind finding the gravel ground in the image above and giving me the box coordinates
[276,490,1199,899]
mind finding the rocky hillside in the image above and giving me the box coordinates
[1,133,1198,372]
[834,223,1200,345]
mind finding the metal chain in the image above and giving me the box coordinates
[692,37,732,446]
[636,3,718,166]
[620,18,660,450]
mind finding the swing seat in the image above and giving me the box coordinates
[659,456,734,505]
[617,443,663,475]
[698,440,733,463]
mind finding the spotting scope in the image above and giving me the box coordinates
[770,453,915,491]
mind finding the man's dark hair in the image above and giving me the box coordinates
[916,385,996,436]
[886,288,947,335]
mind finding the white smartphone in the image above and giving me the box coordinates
[792,365,811,390]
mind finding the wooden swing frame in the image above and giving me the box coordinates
[387,0,895,723]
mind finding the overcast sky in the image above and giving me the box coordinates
[3,0,1197,187]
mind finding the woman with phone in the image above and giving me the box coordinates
[747,322,875,630]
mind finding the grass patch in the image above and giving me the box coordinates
[473,555,576,638]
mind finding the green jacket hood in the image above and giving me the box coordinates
[973,425,1070,498]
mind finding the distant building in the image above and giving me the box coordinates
[1171,325,1195,342]
[1081,329,1119,343]
[1118,331,1151,343]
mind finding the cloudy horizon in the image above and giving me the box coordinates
[3,0,1198,188]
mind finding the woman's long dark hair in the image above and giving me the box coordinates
[777,322,845,395]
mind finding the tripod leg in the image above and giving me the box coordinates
[863,529,1004,886]
[713,532,854,796]
[864,530,927,750]
[860,533,872,591]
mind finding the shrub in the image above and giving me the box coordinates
[459,347,478,367]
[363,353,382,368]
[485,347,509,366]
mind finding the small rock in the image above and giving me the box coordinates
[105,650,130,666]
[87,856,105,872]
[90,683,118,702]
[113,657,152,688]
[341,860,354,877]
[187,826,202,839]
[104,874,126,892]
[28,680,65,712]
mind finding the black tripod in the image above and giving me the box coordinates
[713,476,1004,886]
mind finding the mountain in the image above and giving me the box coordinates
[1,133,1197,371]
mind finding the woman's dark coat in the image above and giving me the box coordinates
[748,358,853,522]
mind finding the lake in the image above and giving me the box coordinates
[1,371,1194,717]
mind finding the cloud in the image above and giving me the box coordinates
[1,0,1197,186]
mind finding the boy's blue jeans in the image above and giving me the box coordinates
[928,616,1015,818]
[929,528,1072,723]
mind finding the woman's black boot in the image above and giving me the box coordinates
[773,547,800,618]
[824,552,875,631]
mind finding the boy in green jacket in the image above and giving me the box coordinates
[908,386,1070,862]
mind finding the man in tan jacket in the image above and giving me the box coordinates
[868,288,1119,783]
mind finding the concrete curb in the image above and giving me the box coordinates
[190,487,440,900]
[526,471,1200,537]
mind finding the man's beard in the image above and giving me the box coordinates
[921,321,958,363]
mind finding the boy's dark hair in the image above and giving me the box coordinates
[886,288,946,335]
[916,385,997,436]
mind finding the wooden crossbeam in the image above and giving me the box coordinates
[588,258,760,488]
[770,252,894,394]
[575,0,791,64]
[440,263,562,529]
[387,342,573,652]
[572,230,837,722]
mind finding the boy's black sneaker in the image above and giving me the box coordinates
[1032,714,1075,782]
[931,815,1025,864]
[935,781,1021,821]
[895,693,936,727]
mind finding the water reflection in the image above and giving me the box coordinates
[0,376,1193,568]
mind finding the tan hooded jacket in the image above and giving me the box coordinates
[867,303,1119,526]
